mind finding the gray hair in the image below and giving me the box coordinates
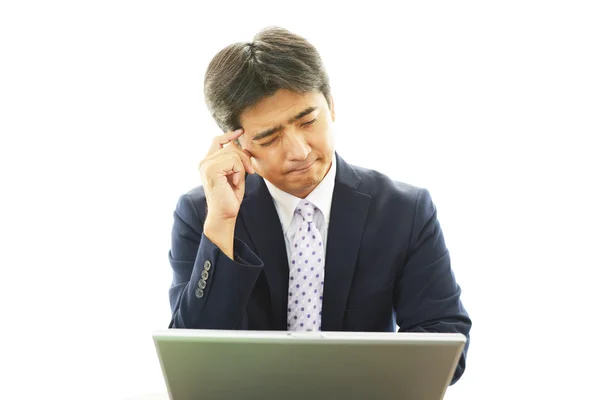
[204,26,332,133]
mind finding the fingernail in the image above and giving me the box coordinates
[234,128,243,134]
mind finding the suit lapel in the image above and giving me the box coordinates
[239,174,289,330]
[239,153,371,332]
[321,154,371,331]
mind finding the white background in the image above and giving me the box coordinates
[1,1,599,399]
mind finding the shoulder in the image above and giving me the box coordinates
[174,185,208,224]
[349,162,428,206]
[347,161,437,227]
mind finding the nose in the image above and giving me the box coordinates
[283,129,311,161]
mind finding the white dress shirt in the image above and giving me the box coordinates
[264,156,337,267]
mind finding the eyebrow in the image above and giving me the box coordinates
[252,106,318,141]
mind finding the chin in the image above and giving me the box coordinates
[296,176,322,195]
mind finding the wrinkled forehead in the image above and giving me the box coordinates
[239,90,325,129]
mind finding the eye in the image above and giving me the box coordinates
[260,136,280,147]
[302,118,317,127]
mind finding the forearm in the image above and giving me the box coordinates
[395,188,472,385]
[169,233,263,329]
[400,312,471,385]
[203,215,236,260]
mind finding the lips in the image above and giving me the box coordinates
[288,160,315,173]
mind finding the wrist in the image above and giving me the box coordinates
[204,215,236,259]
[204,214,237,232]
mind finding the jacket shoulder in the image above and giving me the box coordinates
[174,185,208,226]
[350,163,424,204]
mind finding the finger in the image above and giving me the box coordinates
[231,171,241,187]
[206,128,244,156]
[200,149,251,186]
[228,155,246,187]
[223,152,247,179]
[229,140,255,174]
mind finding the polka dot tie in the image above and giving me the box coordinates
[287,201,325,331]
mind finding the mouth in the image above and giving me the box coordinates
[287,160,316,174]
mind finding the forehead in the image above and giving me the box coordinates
[239,90,324,128]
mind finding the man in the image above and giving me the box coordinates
[168,26,471,384]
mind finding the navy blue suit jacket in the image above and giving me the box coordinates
[168,153,471,384]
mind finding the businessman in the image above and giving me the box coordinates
[168,26,471,384]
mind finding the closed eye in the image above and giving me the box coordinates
[302,118,317,127]
[260,135,279,147]
[259,118,317,147]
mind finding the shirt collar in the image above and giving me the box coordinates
[264,155,337,232]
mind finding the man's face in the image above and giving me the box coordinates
[238,89,336,199]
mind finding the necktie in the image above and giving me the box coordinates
[287,201,325,331]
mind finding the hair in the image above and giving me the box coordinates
[204,26,332,133]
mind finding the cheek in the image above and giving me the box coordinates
[252,155,281,175]
[251,157,266,171]
[315,129,334,151]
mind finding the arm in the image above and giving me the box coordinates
[394,188,472,385]
[168,192,263,329]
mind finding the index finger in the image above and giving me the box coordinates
[206,128,244,156]
[228,137,255,174]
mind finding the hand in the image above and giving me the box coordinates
[198,129,254,258]
[199,129,254,221]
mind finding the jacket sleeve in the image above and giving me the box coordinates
[168,193,263,329]
[394,188,472,385]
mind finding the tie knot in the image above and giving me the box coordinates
[295,201,318,223]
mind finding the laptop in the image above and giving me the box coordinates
[153,329,465,400]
